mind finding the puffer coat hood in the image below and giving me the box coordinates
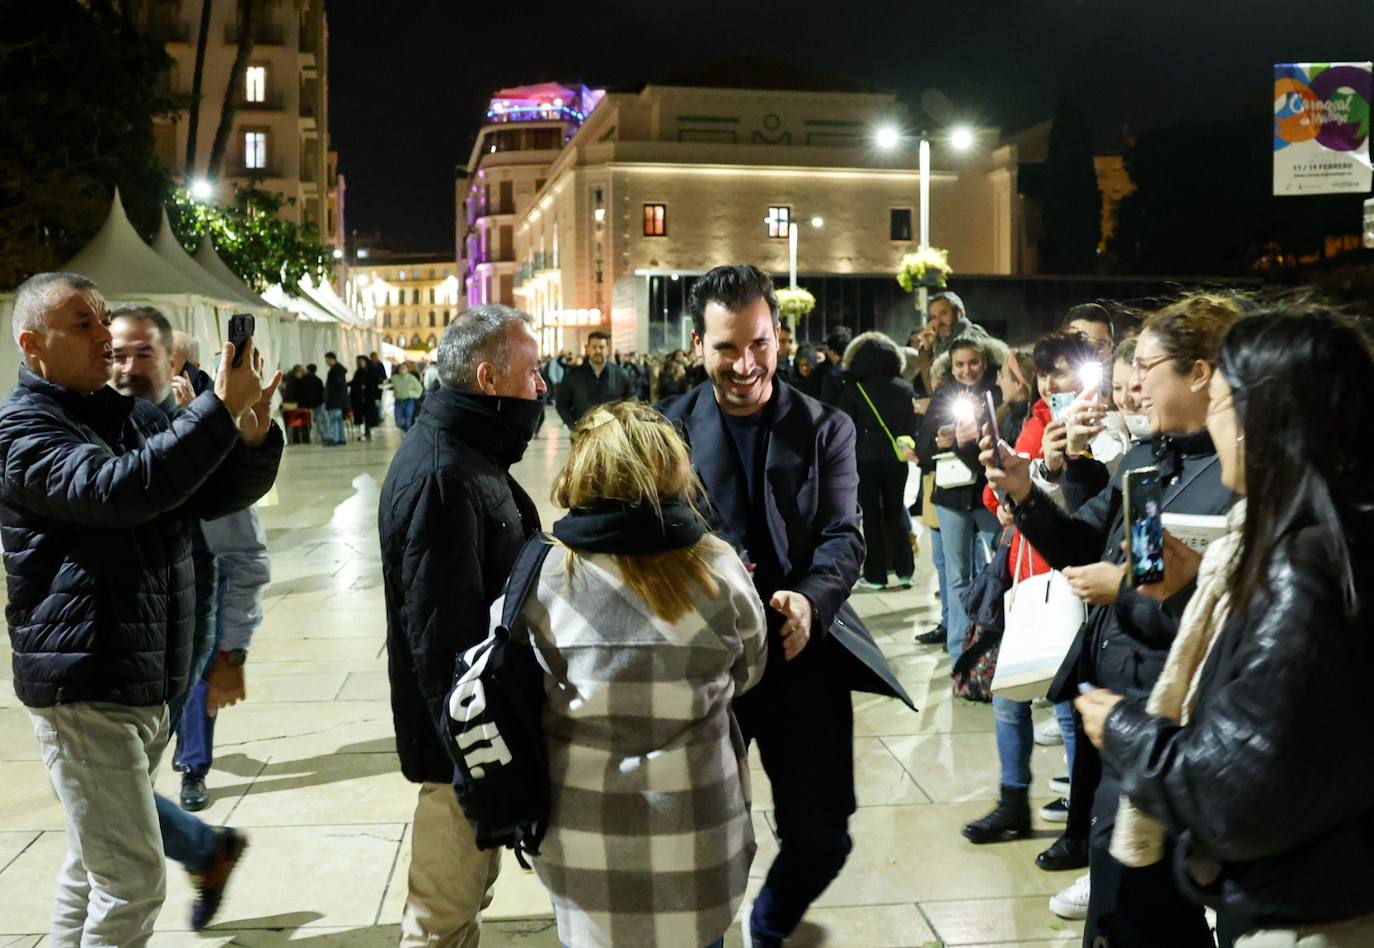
[842,332,906,379]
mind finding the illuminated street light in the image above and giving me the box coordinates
[332,248,344,259]
[875,126,901,150]
[190,178,213,200]
[948,126,975,151]
[810,216,824,228]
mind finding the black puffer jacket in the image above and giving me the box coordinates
[1103,525,1374,927]
[0,368,283,708]
[378,388,542,784]
[837,333,918,467]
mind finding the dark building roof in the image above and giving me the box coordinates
[619,57,884,96]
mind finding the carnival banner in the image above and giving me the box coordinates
[1274,62,1372,196]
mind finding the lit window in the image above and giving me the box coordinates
[244,131,267,169]
[399,270,407,280]
[245,66,266,103]
[767,206,792,239]
[643,203,666,237]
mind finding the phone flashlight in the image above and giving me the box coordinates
[953,396,976,425]
[1079,362,1103,392]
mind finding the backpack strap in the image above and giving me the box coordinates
[500,534,554,633]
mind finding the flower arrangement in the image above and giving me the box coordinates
[775,287,817,326]
[896,247,953,291]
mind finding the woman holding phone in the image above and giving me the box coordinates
[979,294,1237,948]
[916,336,1005,660]
[1075,306,1374,947]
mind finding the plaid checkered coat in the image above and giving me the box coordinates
[517,536,767,947]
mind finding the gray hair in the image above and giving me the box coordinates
[437,304,533,390]
[170,331,200,365]
[12,272,100,349]
[110,305,174,355]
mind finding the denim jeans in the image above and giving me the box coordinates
[319,407,345,444]
[993,697,1078,789]
[935,504,1000,660]
[931,526,949,631]
[394,398,417,431]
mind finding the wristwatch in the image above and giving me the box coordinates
[221,649,248,667]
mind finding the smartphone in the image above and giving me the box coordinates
[984,391,1001,446]
[1123,466,1165,587]
[227,313,255,368]
[1048,391,1077,423]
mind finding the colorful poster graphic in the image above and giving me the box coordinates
[1274,62,1372,196]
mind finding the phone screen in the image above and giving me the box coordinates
[1124,467,1165,586]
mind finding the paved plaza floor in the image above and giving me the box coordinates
[0,411,1083,947]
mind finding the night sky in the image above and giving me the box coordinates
[326,0,1374,252]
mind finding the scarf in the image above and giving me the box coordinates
[1110,498,1246,867]
[552,498,706,556]
[422,388,544,466]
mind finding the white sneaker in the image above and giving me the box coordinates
[1034,718,1063,746]
[1049,873,1091,920]
[1048,774,1071,796]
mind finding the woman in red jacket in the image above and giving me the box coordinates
[962,331,1106,892]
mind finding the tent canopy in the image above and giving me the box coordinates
[152,212,259,308]
[193,234,273,310]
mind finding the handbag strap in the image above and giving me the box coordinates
[854,382,902,455]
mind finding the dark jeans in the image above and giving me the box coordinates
[857,461,915,584]
[174,577,225,779]
[734,635,855,947]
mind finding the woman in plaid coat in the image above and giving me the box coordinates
[522,400,768,948]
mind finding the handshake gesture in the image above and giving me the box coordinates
[214,337,282,448]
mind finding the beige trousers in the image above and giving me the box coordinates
[400,782,503,948]
[1236,914,1374,948]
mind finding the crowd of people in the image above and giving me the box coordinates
[5,263,1373,948]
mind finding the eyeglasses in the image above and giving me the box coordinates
[1130,354,1172,378]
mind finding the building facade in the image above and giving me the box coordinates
[150,0,339,242]
[504,64,1021,355]
[456,83,605,311]
[349,252,461,354]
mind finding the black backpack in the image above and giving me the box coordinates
[441,534,553,865]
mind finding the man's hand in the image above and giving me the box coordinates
[1063,560,1127,606]
[770,590,814,661]
[1042,420,1069,474]
[1130,533,1203,602]
[215,337,266,419]
[205,655,247,718]
[170,374,195,408]
[979,431,1033,504]
[1067,397,1108,458]
[1074,688,1125,749]
[237,368,283,448]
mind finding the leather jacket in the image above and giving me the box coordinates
[1102,525,1374,926]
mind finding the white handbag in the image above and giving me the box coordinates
[991,539,1088,701]
[933,452,977,489]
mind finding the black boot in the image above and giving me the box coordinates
[962,785,1031,844]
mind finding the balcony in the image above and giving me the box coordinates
[238,91,285,112]
[225,21,284,46]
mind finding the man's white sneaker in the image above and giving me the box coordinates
[1049,873,1091,920]
[1034,717,1063,746]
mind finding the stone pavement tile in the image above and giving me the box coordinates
[0,936,40,947]
[152,753,262,825]
[0,677,18,710]
[0,831,65,934]
[787,904,936,947]
[248,636,383,664]
[0,708,38,761]
[227,753,413,828]
[244,672,351,703]
[0,832,39,876]
[211,699,395,760]
[813,803,1075,907]
[335,671,390,702]
[159,824,405,932]
[921,896,1084,945]
[0,762,64,832]
[855,737,931,806]
[881,732,1068,804]
[748,809,779,880]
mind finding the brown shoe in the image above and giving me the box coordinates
[190,828,248,931]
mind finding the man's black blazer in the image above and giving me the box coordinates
[659,381,915,709]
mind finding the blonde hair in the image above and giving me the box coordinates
[552,400,723,623]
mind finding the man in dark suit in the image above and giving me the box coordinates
[659,265,913,948]
[817,324,851,405]
[554,330,634,428]
[775,325,798,384]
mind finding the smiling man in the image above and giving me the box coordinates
[0,273,281,945]
[658,264,912,948]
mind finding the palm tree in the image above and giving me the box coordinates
[204,0,263,179]
[183,0,215,175]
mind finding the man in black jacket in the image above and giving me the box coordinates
[321,351,349,445]
[816,324,852,405]
[379,303,547,947]
[172,330,214,396]
[554,329,632,428]
[660,266,913,948]
[2,273,282,945]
